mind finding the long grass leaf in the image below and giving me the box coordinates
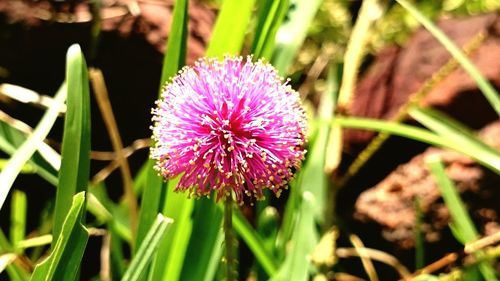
[427,156,497,281]
[334,117,500,174]
[271,0,323,74]
[270,192,318,281]
[251,0,290,60]
[10,190,26,253]
[179,198,224,281]
[233,207,278,276]
[52,44,91,243]
[205,0,256,57]
[143,0,189,278]
[148,179,194,281]
[0,84,65,210]
[159,0,188,86]
[396,0,500,117]
[410,107,500,173]
[121,214,173,281]
[30,192,89,281]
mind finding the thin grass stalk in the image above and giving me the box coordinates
[89,68,138,245]
[224,195,236,281]
[336,32,486,188]
[337,0,383,113]
[349,234,379,281]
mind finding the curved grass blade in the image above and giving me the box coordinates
[410,107,500,173]
[148,179,194,281]
[121,214,173,281]
[396,0,500,117]
[271,0,323,74]
[52,44,91,243]
[270,192,318,281]
[427,156,497,281]
[30,192,89,281]
[135,161,167,251]
[179,198,223,281]
[233,207,278,276]
[159,0,188,86]
[142,0,190,279]
[251,0,290,60]
[0,84,65,210]
[334,117,500,174]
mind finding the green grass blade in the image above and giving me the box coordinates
[135,161,167,251]
[251,0,290,60]
[426,156,497,281]
[334,116,500,174]
[414,197,425,269]
[159,0,188,87]
[52,44,91,243]
[121,214,174,281]
[142,0,189,277]
[30,192,89,281]
[410,107,500,173]
[271,0,323,74]
[148,178,194,281]
[205,0,256,57]
[396,0,500,117]
[233,207,278,276]
[270,192,318,281]
[0,120,58,186]
[0,84,66,210]
[10,190,26,254]
[179,198,224,281]
[255,206,279,280]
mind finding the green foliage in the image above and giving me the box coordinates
[52,44,91,243]
[30,192,89,281]
[0,1,499,281]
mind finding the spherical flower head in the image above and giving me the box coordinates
[151,56,306,202]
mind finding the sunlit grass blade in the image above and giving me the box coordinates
[141,0,191,279]
[271,0,323,74]
[179,198,224,281]
[396,0,500,117]
[270,192,318,281]
[148,179,194,281]
[52,44,91,243]
[251,0,290,60]
[10,190,26,254]
[135,161,167,251]
[233,207,278,276]
[0,83,65,210]
[409,107,500,173]
[334,116,500,174]
[30,192,89,281]
[426,156,497,281]
[206,0,256,57]
[121,214,174,281]
[159,0,188,87]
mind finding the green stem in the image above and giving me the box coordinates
[224,195,236,281]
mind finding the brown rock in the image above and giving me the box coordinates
[345,13,500,149]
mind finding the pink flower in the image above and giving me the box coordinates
[151,56,306,202]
